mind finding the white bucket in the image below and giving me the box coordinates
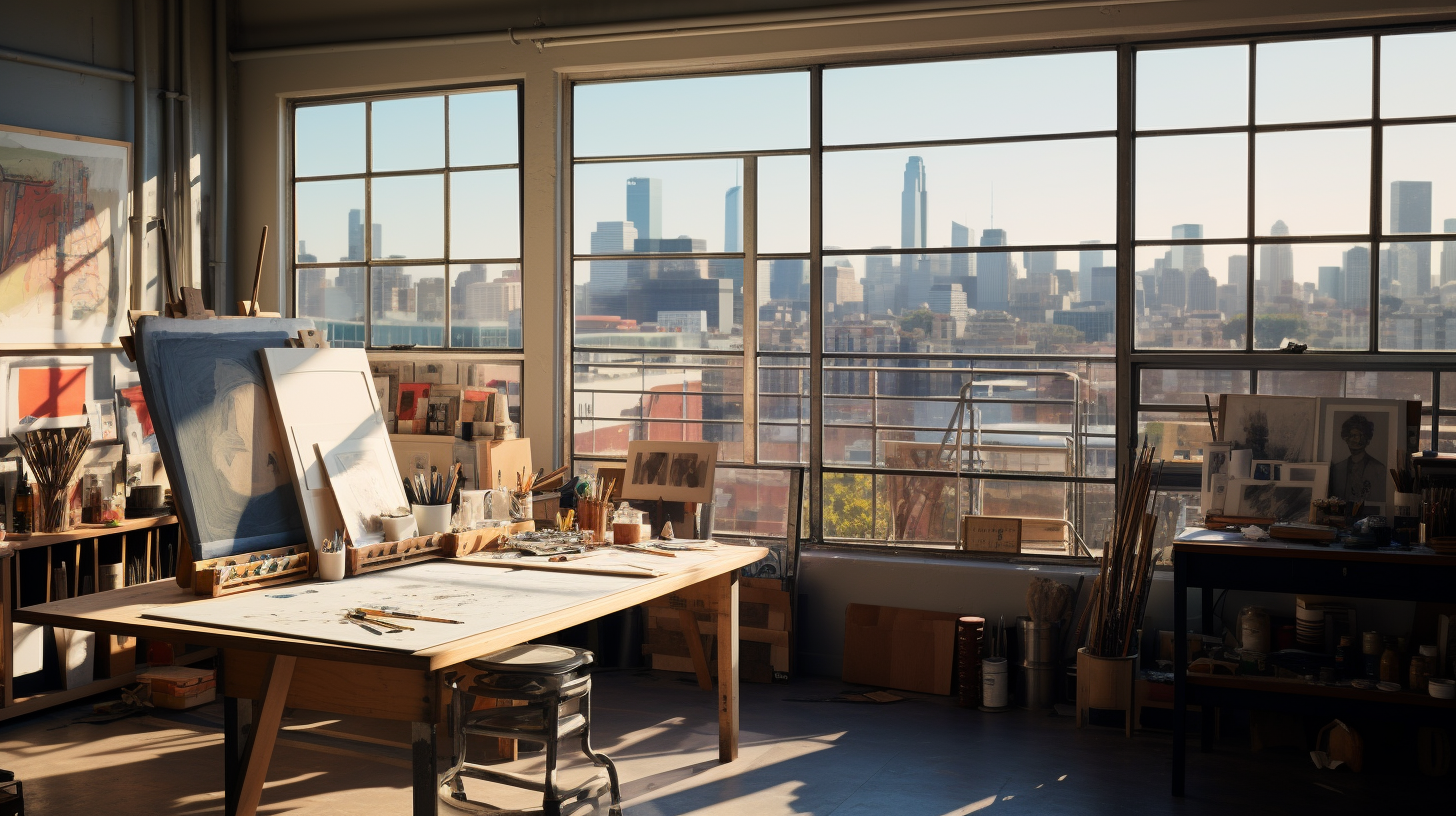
[981,657,1009,710]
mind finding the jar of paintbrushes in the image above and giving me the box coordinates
[13,425,92,534]
[404,463,462,536]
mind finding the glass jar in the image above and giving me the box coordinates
[1410,654,1432,693]
[1380,637,1400,685]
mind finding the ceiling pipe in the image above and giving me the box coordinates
[230,0,1179,61]
[0,44,135,82]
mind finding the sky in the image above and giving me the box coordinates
[291,30,1456,282]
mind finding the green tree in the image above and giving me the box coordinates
[897,308,935,339]
[821,473,886,539]
[1252,313,1310,348]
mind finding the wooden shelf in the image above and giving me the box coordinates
[8,515,177,551]
[1188,672,1456,709]
[0,646,215,722]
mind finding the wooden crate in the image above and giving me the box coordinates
[641,576,791,683]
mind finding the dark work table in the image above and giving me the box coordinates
[1171,527,1456,796]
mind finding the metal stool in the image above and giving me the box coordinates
[440,644,622,816]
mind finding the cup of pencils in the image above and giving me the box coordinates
[405,463,462,536]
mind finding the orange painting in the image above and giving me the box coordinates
[16,366,87,419]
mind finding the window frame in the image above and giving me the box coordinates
[288,81,526,351]
[559,23,1456,563]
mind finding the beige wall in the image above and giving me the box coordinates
[232,0,1456,470]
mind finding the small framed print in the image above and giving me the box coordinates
[959,515,1022,554]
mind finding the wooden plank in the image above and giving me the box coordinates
[7,515,178,551]
[236,654,296,816]
[715,570,739,763]
[1,555,12,706]
[678,609,713,691]
[223,649,433,722]
[842,604,960,695]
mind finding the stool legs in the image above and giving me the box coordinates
[577,686,622,816]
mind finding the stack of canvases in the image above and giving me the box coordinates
[642,576,790,683]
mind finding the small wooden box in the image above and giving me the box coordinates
[959,516,1021,554]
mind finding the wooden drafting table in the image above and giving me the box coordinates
[15,544,766,815]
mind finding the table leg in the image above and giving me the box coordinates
[412,720,439,816]
[714,570,739,763]
[1199,586,1215,753]
[679,608,713,691]
[234,655,296,816]
[223,696,253,816]
[1172,557,1187,797]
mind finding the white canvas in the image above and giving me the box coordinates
[261,348,408,553]
[142,561,646,653]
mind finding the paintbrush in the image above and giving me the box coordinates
[355,607,463,624]
[348,611,413,631]
[612,544,675,558]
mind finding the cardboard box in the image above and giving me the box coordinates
[842,603,960,695]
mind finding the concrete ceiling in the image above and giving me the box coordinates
[231,0,864,50]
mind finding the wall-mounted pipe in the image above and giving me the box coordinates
[229,0,1180,60]
[131,0,147,310]
[179,0,195,292]
[0,44,135,82]
[213,0,230,312]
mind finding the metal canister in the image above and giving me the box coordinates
[1016,617,1060,710]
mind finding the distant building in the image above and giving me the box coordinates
[1259,221,1294,298]
[626,177,661,239]
[978,228,1010,311]
[1391,180,1432,294]
[657,311,709,332]
[950,221,974,277]
[1186,267,1217,312]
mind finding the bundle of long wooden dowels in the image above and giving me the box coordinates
[1083,440,1162,658]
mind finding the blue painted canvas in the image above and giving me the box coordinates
[134,317,314,560]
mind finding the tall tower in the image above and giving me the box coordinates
[950,221,973,276]
[1078,240,1103,298]
[1171,224,1204,273]
[1441,217,1456,287]
[1390,180,1433,294]
[626,177,662,240]
[978,228,1010,311]
[1343,245,1370,310]
[1259,220,1294,298]
[724,185,742,252]
[588,221,638,316]
[901,157,927,250]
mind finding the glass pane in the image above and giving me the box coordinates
[822,139,1116,249]
[574,159,742,253]
[1346,371,1430,403]
[822,251,1116,355]
[823,51,1115,145]
[574,72,808,157]
[1253,243,1369,350]
[1255,38,1372,124]
[1137,411,1215,461]
[449,88,518,166]
[450,263,521,348]
[1380,241,1456,350]
[1381,31,1456,119]
[371,174,445,259]
[758,259,809,352]
[1383,124,1456,240]
[758,423,808,465]
[975,479,1072,550]
[712,467,798,539]
[372,96,445,171]
[295,179,364,263]
[1136,45,1248,131]
[1255,128,1370,236]
[821,473,888,541]
[572,260,742,350]
[295,267,366,348]
[450,169,520,259]
[1134,244,1249,350]
[296,103,364,177]
[370,264,445,347]
[1258,370,1344,397]
[1135,134,1247,240]
[759,357,808,465]
[757,155,808,254]
[1139,369,1250,405]
[570,357,745,461]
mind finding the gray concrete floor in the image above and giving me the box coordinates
[0,670,1449,815]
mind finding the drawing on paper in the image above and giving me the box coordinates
[0,125,130,346]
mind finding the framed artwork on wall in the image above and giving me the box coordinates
[0,124,131,347]
[0,355,94,435]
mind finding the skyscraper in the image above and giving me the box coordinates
[901,157,927,250]
[724,185,742,252]
[1078,241,1103,298]
[1441,218,1456,287]
[977,228,1010,311]
[1170,224,1204,273]
[1390,180,1433,294]
[769,259,808,302]
[950,221,973,276]
[347,209,383,260]
[588,221,637,316]
[1317,266,1343,302]
[1023,251,1056,274]
[1259,220,1294,298]
[1343,245,1370,310]
[1187,267,1217,312]
[626,177,661,240]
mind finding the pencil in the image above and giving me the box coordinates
[355,607,464,624]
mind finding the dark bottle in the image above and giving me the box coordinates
[13,469,31,535]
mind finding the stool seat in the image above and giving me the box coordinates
[469,644,590,674]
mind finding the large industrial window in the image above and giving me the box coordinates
[290,85,523,349]
[569,25,1456,561]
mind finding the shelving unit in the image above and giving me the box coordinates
[1,515,213,721]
